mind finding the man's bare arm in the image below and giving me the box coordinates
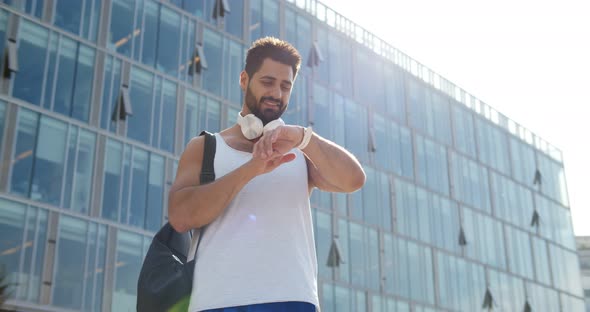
[257,126,366,194]
[301,133,365,193]
[168,136,295,233]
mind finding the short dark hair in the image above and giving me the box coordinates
[245,37,301,79]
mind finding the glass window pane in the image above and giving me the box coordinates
[128,66,154,145]
[112,231,147,310]
[334,286,350,312]
[63,127,78,210]
[102,139,123,221]
[119,145,132,222]
[337,219,350,283]
[321,282,334,312]
[475,117,510,174]
[350,222,365,287]
[314,210,332,280]
[384,66,406,119]
[344,99,368,163]
[42,33,58,110]
[362,167,378,226]
[399,127,414,178]
[30,116,67,206]
[0,9,7,69]
[71,129,96,214]
[53,216,88,309]
[224,39,243,105]
[146,154,164,232]
[10,109,38,197]
[179,17,195,83]
[0,101,6,150]
[225,0,244,38]
[367,228,379,291]
[202,29,222,95]
[250,0,280,39]
[53,0,83,36]
[12,20,48,106]
[0,201,16,293]
[180,0,204,19]
[159,80,177,153]
[100,56,121,131]
[108,0,136,57]
[184,89,200,144]
[129,148,148,228]
[83,224,106,312]
[71,44,95,122]
[200,97,221,133]
[260,0,279,38]
[531,237,551,286]
[53,37,77,117]
[157,5,181,76]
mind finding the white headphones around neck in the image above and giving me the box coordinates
[237,112,285,140]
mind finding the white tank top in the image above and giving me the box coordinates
[188,133,319,312]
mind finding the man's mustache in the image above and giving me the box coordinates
[260,96,282,106]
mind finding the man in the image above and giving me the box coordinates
[168,37,365,312]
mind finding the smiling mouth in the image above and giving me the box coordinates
[262,100,280,108]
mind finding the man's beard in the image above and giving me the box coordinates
[244,84,286,125]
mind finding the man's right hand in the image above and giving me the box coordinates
[246,134,296,176]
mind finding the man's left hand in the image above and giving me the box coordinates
[254,125,304,159]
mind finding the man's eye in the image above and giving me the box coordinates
[262,81,272,86]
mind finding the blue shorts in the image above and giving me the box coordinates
[201,301,316,312]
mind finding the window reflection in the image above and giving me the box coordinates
[225,0,244,38]
[100,56,122,132]
[0,200,48,303]
[30,117,67,206]
[53,0,100,41]
[112,230,149,310]
[102,139,123,222]
[162,80,178,152]
[108,0,137,57]
[415,134,449,195]
[452,105,477,158]
[450,151,491,213]
[202,29,223,95]
[0,9,7,58]
[52,216,106,311]
[185,89,201,144]
[146,154,165,232]
[475,117,510,174]
[157,5,181,76]
[2,0,43,18]
[313,209,332,280]
[199,96,221,133]
[0,101,6,147]
[129,149,149,228]
[12,20,48,106]
[128,66,153,145]
[250,0,279,40]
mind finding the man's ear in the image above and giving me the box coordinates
[239,71,249,92]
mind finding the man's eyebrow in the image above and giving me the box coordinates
[259,75,292,86]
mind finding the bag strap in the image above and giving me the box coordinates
[187,131,216,262]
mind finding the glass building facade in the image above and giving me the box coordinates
[576,236,590,312]
[0,0,584,311]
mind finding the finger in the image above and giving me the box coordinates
[253,138,264,159]
[263,132,274,157]
[271,126,282,143]
[279,153,296,164]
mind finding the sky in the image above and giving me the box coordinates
[319,0,590,235]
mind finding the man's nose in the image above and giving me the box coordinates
[269,85,282,100]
